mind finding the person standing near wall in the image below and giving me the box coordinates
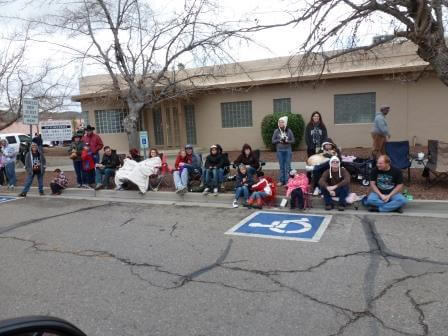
[371,105,390,158]
[81,125,104,164]
[272,116,295,186]
[305,111,327,158]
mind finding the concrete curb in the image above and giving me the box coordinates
[2,187,448,218]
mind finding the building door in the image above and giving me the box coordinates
[153,107,164,146]
[164,102,181,147]
[184,104,197,145]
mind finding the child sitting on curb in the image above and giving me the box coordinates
[50,169,69,195]
[232,164,253,208]
[245,174,275,209]
[286,169,309,210]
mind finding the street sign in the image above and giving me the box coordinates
[40,120,73,142]
[225,211,332,242]
[22,98,39,125]
[139,131,149,149]
[0,195,19,204]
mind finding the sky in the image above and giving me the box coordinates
[0,0,398,111]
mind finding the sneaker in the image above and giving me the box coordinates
[325,204,333,211]
[203,188,210,195]
[395,207,403,214]
[181,187,188,194]
[277,182,283,187]
[313,187,320,196]
[18,192,26,197]
[9,185,15,191]
[368,206,379,212]
[95,184,104,190]
[213,188,218,195]
[77,184,83,188]
[232,200,239,208]
[39,191,44,196]
[337,204,345,211]
[176,188,182,194]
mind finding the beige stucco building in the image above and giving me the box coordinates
[72,42,448,153]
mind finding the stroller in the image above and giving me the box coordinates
[342,157,375,186]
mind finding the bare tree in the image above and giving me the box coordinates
[249,1,448,86]
[33,0,250,148]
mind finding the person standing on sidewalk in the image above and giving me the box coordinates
[305,111,327,158]
[272,116,295,186]
[0,138,17,190]
[371,105,390,158]
[19,143,46,197]
[81,125,103,164]
[68,133,84,187]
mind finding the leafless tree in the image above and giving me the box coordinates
[30,0,251,148]
[249,1,448,86]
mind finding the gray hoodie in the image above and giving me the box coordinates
[371,112,389,136]
[24,146,46,175]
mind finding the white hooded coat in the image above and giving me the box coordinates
[115,156,162,193]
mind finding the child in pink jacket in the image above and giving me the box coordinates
[286,170,309,210]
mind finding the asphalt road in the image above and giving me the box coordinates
[0,197,447,336]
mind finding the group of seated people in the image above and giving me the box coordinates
[75,140,408,213]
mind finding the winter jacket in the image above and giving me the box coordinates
[318,138,341,159]
[24,149,46,175]
[100,151,120,169]
[68,141,85,161]
[305,123,327,150]
[234,153,260,170]
[81,149,95,171]
[251,178,272,196]
[286,173,309,197]
[52,172,69,189]
[81,133,104,154]
[1,140,17,164]
[272,127,295,151]
[174,154,192,170]
[205,153,224,169]
[319,167,351,189]
[371,112,389,136]
[235,171,254,189]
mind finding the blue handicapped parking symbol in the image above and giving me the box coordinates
[226,211,332,242]
[0,195,19,204]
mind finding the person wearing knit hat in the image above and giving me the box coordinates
[272,116,295,186]
[318,156,351,211]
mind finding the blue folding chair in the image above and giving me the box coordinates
[385,141,412,182]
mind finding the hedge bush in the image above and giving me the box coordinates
[261,113,305,151]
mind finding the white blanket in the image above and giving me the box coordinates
[115,157,162,193]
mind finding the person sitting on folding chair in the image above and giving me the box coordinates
[365,155,408,213]
[203,145,224,196]
[173,148,190,194]
[286,169,309,210]
[183,144,202,182]
[319,156,350,211]
[95,146,120,190]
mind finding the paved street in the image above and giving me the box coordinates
[0,197,447,336]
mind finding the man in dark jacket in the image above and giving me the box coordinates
[95,146,120,190]
[319,156,350,211]
[18,143,46,197]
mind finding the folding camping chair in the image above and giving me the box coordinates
[424,140,448,188]
[385,141,412,183]
[252,149,266,176]
[148,153,171,191]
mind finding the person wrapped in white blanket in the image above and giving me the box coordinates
[115,156,162,193]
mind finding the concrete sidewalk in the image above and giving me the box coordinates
[2,187,448,219]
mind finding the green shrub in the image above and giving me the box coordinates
[261,113,305,151]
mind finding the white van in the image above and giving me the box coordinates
[0,133,31,152]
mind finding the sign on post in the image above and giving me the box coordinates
[40,120,73,142]
[139,131,149,149]
[226,211,332,242]
[22,98,39,125]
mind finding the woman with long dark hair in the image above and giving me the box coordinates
[305,111,327,158]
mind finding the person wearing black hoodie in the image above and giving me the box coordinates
[305,111,327,158]
[203,145,224,195]
[233,143,260,176]
[19,143,46,197]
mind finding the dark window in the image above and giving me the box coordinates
[334,92,376,124]
[273,98,291,114]
[6,136,16,144]
[184,105,197,145]
[221,101,252,128]
[94,109,128,133]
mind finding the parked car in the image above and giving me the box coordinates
[0,133,31,153]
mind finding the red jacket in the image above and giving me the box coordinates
[81,133,104,154]
[251,178,272,196]
[81,149,95,171]
[174,155,192,170]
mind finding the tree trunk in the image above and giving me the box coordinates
[123,101,144,150]
[416,37,448,87]
[0,110,20,131]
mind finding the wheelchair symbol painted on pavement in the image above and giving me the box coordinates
[248,218,312,234]
[226,211,332,242]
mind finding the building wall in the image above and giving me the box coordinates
[80,74,448,153]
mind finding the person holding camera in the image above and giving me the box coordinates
[272,116,295,186]
[19,143,46,197]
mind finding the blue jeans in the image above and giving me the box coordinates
[217,168,225,184]
[321,185,349,206]
[82,170,95,185]
[173,169,189,189]
[251,191,268,200]
[93,153,100,164]
[235,186,249,201]
[366,192,408,212]
[276,148,292,185]
[73,160,83,185]
[203,168,219,188]
[95,168,116,187]
[5,161,16,186]
[22,173,44,193]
